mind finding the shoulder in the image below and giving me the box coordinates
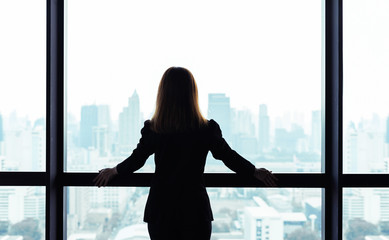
[207,119,220,129]
[206,119,222,134]
[141,120,153,134]
[144,119,151,128]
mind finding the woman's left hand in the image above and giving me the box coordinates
[254,168,278,187]
[93,167,118,187]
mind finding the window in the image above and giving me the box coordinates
[343,0,389,173]
[342,0,389,239]
[5,0,389,239]
[0,0,46,172]
[0,187,45,239]
[66,187,322,239]
[65,0,323,174]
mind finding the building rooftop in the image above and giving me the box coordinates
[365,236,389,240]
[281,212,307,222]
[245,206,280,218]
[67,233,96,240]
[114,223,149,240]
[0,237,23,240]
[305,197,321,209]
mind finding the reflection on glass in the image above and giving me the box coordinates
[0,187,45,239]
[66,187,322,239]
[0,1,46,171]
[343,188,389,240]
[343,0,389,173]
[65,0,323,173]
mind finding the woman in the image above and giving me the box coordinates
[93,67,277,240]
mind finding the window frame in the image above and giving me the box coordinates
[3,0,385,239]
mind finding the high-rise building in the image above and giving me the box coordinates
[384,116,389,143]
[4,116,32,171]
[32,124,45,171]
[343,189,380,225]
[311,110,321,153]
[258,104,270,152]
[80,105,98,149]
[0,187,26,224]
[68,187,91,231]
[208,93,231,142]
[344,122,385,173]
[244,197,283,240]
[24,187,45,221]
[93,126,108,157]
[0,114,3,142]
[118,90,141,155]
[0,113,4,156]
[233,109,255,137]
[92,105,112,157]
[344,123,358,172]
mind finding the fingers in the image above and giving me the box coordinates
[93,168,113,188]
[254,168,278,187]
[93,174,105,188]
[264,174,277,187]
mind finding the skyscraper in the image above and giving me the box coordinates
[32,124,45,171]
[93,105,111,156]
[208,93,231,142]
[80,105,98,149]
[258,104,270,152]
[0,113,3,142]
[0,113,4,156]
[118,90,141,155]
[386,116,389,144]
[311,110,321,153]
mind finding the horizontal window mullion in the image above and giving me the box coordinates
[0,172,46,186]
[62,173,328,188]
[342,174,389,187]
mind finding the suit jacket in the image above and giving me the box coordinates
[116,119,255,224]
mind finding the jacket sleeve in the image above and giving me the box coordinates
[209,119,256,176]
[116,120,155,174]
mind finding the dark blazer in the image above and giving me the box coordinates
[116,119,255,224]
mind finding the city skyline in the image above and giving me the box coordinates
[1,0,389,238]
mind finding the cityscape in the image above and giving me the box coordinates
[1,0,388,238]
[1,91,389,239]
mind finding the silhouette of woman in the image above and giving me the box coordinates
[93,67,277,240]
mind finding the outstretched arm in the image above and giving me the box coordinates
[209,120,277,186]
[93,121,155,187]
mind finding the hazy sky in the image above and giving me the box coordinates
[1,0,388,127]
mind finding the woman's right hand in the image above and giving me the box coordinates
[93,167,118,188]
[254,168,278,187]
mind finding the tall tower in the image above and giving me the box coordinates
[80,105,98,149]
[258,104,270,152]
[93,105,111,156]
[311,110,321,153]
[0,113,3,142]
[118,90,141,155]
[208,93,231,142]
[0,113,4,156]
[384,116,389,143]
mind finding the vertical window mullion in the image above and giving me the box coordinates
[46,0,65,239]
[324,0,343,239]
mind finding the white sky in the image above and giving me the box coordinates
[1,0,388,127]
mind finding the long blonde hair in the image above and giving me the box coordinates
[151,67,207,133]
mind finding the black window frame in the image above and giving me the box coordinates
[2,0,387,239]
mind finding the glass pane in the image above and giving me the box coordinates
[0,186,45,239]
[0,0,46,171]
[65,0,323,173]
[343,188,389,239]
[66,187,322,239]
[343,0,389,173]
